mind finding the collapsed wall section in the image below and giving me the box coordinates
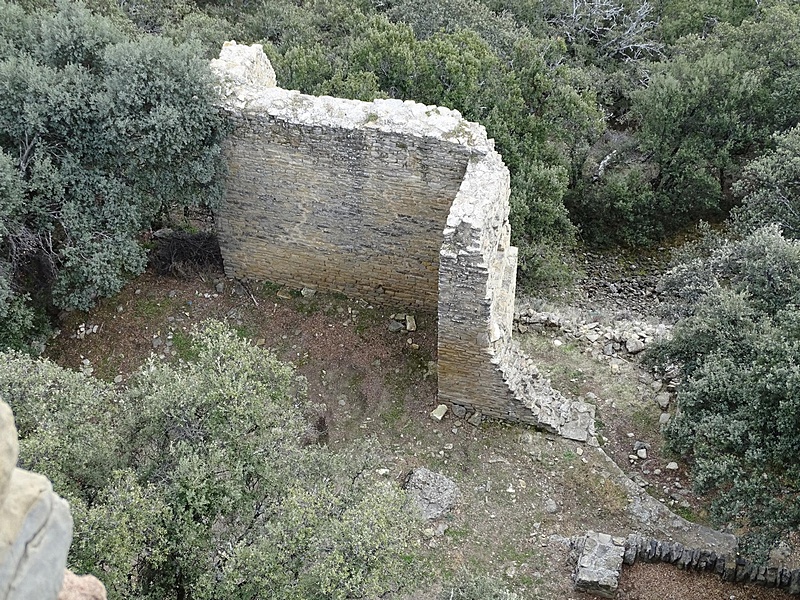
[211,42,594,441]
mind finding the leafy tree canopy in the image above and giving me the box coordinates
[0,0,227,351]
[733,126,800,238]
[650,226,800,557]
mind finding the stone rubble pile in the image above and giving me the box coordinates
[498,343,597,442]
[514,307,671,358]
[514,305,683,414]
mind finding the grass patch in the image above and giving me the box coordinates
[93,353,124,382]
[260,281,282,296]
[231,322,255,340]
[630,403,660,435]
[381,398,405,426]
[172,331,200,362]
[133,297,172,319]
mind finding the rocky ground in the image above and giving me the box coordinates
[42,245,794,600]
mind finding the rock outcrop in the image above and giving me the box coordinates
[58,570,107,600]
[0,400,73,600]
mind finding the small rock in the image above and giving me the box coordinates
[467,411,482,427]
[301,287,316,297]
[659,413,671,425]
[430,404,448,421]
[215,282,225,293]
[666,462,679,471]
[655,392,671,409]
[451,404,466,419]
[553,339,563,347]
[405,315,417,331]
[388,320,405,333]
[544,498,558,514]
[637,448,647,459]
[626,338,645,353]
[113,375,123,384]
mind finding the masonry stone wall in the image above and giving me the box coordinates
[211,42,594,440]
[218,114,470,309]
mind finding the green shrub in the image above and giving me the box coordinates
[438,571,519,600]
[1,321,422,600]
[649,227,800,558]
[0,0,227,347]
[732,125,800,238]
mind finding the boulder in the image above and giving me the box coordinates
[0,400,74,600]
[405,467,459,520]
[58,570,107,600]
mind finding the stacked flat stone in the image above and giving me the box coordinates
[573,531,626,598]
[213,42,587,435]
[0,400,73,600]
[624,534,800,594]
[574,531,800,597]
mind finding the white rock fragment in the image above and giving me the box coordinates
[430,404,448,421]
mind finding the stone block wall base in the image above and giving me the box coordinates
[573,531,626,598]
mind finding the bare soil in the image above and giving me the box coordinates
[44,266,793,600]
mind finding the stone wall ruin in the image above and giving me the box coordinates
[211,42,594,440]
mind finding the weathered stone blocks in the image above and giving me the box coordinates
[211,42,595,442]
[574,531,626,598]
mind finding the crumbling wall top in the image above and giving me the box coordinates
[210,41,495,153]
